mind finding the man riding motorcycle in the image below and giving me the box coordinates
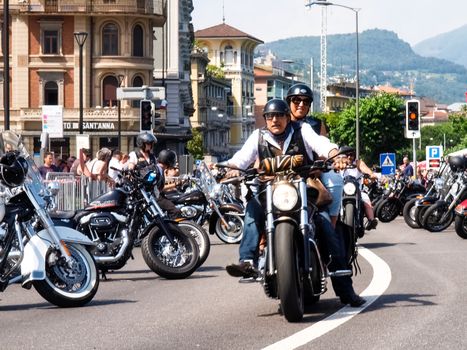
[225,98,366,307]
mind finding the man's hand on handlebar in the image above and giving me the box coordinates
[225,169,240,178]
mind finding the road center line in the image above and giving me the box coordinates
[262,247,392,350]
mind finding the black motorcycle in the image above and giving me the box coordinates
[376,175,426,223]
[219,149,357,322]
[165,161,245,244]
[51,166,200,279]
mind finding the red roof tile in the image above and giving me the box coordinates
[195,23,263,44]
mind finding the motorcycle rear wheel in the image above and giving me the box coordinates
[403,198,420,229]
[141,225,199,279]
[455,215,467,239]
[33,244,99,307]
[275,222,304,322]
[177,221,210,268]
[422,202,454,232]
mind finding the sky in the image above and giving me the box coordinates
[191,0,467,46]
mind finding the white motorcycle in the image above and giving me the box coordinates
[0,131,99,307]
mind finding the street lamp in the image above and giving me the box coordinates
[74,31,88,134]
[306,1,361,159]
[117,74,124,149]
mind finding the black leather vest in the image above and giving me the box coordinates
[257,122,312,164]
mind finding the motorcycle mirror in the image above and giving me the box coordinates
[338,146,356,155]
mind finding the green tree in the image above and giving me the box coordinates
[186,128,204,160]
[327,92,407,166]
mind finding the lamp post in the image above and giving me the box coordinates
[3,0,10,130]
[117,74,124,149]
[306,1,361,159]
[74,32,88,134]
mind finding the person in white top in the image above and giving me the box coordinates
[108,150,123,182]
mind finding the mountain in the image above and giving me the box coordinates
[258,29,467,105]
[413,24,467,69]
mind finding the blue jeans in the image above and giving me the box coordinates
[321,171,343,217]
[238,197,265,263]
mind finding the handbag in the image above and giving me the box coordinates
[306,177,333,208]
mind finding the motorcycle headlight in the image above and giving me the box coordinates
[343,182,357,195]
[434,178,444,190]
[273,183,298,211]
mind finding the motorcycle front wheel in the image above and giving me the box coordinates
[377,198,401,223]
[455,215,467,239]
[422,202,454,232]
[177,220,210,268]
[213,211,244,244]
[403,198,420,229]
[141,224,199,279]
[275,222,304,322]
[33,244,99,307]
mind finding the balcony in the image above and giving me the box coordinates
[9,0,165,21]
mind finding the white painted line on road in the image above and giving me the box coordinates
[262,247,392,350]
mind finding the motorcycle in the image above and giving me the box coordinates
[454,199,467,239]
[422,156,467,232]
[165,161,245,244]
[51,165,201,279]
[376,175,426,223]
[219,149,357,322]
[0,131,99,307]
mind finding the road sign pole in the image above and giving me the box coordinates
[412,137,417,179]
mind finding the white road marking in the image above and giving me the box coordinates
[262,247,392,350]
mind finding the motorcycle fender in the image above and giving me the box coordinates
[416,196,438,207]
[455,199,467,215]
[274,216,299,229]
[208,203,244,235]
[21,235,49,286]
[406,193,424,201]
[21,227,94,288]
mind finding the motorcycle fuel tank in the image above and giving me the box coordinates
[86,189,127,210]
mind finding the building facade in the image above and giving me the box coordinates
[0,0,167,159]
[194,23,262,154]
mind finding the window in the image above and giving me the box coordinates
[102,76,118,107]
[39,20,63,55]
[44,81,58,105]
[224,45,233,65]
[102,23,119,55]
[133,25,144,57]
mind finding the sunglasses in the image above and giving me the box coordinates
[291,96,311,106]
[264,113,287,121]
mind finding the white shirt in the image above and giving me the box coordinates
[229,122,338,169]
[108,157,123,181]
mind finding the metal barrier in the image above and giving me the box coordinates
[45,172,111,211]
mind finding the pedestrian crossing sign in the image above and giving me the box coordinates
[379,153,396,175]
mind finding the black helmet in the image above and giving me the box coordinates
[0,152,28,187]
[157,149,177,168]
[263,99,290,117]
[448,155,466,172]
[136,132,157,148]
[285,83,314,103]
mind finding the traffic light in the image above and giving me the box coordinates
[405,100,420,137]
[140,100,153,131]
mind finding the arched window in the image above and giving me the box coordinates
[102,23,119,55]
[133,24,144,57]
[224,45,233,65]
[102,76,118,107]
[132,76,144,107]
[44,81,58,105]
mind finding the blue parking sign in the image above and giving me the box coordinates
[379,153,396,175]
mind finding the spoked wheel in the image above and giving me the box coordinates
[141,224,199,279]
[177,221,210,268]
[422,202,454,232]
[214,212,244,244]
[275,222,304,322]
[33,244,99,307]
[377,199,401,223]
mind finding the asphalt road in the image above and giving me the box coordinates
[1,218,467,349]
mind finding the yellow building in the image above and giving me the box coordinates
[194,23,262,154]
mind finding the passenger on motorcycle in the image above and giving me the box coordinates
[225,98,366,307]
[286,83,343,228]
[128,132,158,170]
[344,152,379,231]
